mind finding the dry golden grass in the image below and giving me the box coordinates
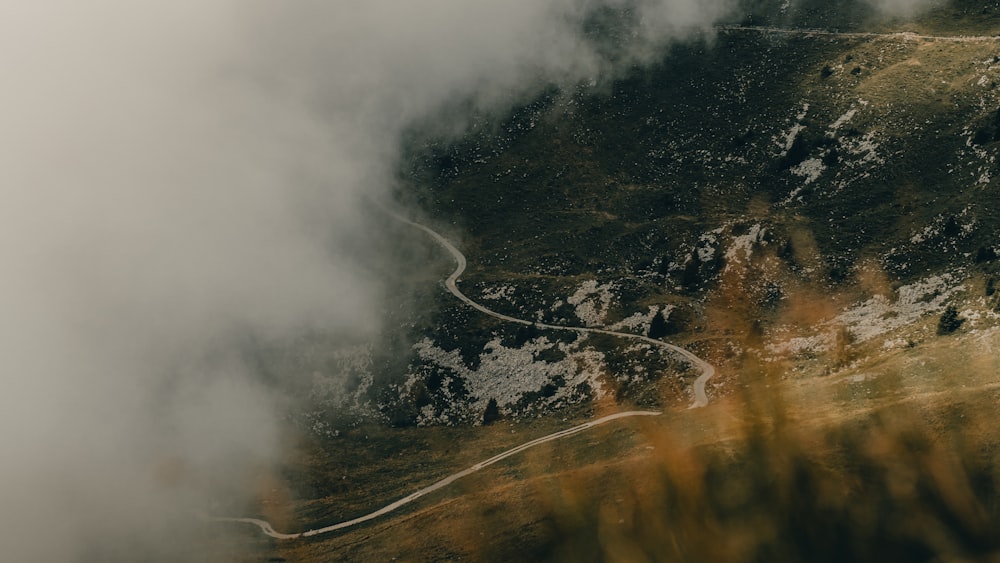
[232,324,1000,562]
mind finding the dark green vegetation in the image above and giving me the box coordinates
[410,32,1000,284]
[387,0,1000,424]
[938,304,965,333]
[224,3,1000,561]
[223,4,1000,434]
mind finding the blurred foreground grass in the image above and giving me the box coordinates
[277,326,1000,562]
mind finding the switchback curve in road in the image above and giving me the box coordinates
[212,24,984,540]
[379,205,715,408]
[208,204,716,540]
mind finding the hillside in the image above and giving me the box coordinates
[222,3,1000,561]
[353,7,1000,427]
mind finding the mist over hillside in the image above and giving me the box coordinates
[383,1,1000,428]
[1,0,984,560]
[0,1,828,560]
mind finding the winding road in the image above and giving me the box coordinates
[210,23,1000,542]
[207,204,715,540]
[206,410,661,540]
[380,205,716,409]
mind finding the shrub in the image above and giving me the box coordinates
[937,305,964,335]
[482,398,501,425]
[647,309,669,339]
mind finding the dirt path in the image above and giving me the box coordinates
[719,25,1000,43]
[205,410,661,540]
[207,205,716,540]
[382,206,716,408]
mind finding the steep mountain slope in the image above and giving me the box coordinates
[218,4,1000,562]
[386,6,1000,425]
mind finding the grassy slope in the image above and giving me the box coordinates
[235,3,1000,560]
[394,4,1000,419]
[272,323,1000,562]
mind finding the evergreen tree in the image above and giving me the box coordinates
[648,309,669,339]
[514,323,539,346]
[680,255,700,291]
[663,306,690,336]
[937,305,964,335]
[482,398,501,425]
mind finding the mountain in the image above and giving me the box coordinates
[231,2,1000,561]
[374,2,1000,427]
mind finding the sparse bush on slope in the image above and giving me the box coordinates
[938,305,964,335]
